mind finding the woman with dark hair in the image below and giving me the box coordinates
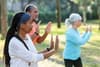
[24,4,51,44]
[3,12,59,67]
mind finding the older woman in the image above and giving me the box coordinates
[63,13,92,67]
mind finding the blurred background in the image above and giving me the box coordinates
[0,0,100,67]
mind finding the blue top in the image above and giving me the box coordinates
[63,27,91,60]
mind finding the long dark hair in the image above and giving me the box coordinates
[3,12,25,67]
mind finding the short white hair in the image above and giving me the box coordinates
[65,13,82,25]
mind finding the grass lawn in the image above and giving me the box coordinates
[0,22,100,67]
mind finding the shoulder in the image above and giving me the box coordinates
[10,37,20,43]
[66,28,78,38]
[67,28,75,34]
[9,37,22,47]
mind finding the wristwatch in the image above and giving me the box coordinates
[34,32,39,35]
[46,48,50,51]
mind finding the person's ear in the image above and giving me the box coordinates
[20,23,25,29]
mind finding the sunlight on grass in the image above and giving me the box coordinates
[0,22,100,67]
[38,23,100,67]
[0,40,4,59]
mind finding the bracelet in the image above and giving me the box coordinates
[34,32,39,35]
[46,48,50,51]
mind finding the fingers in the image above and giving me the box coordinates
[45,22,52,34]
[37,20,42,25]
[88,25,92,32]
[86,25,92,32]
[50,35,54,49]
[55,35,59,51]
[36,24,39,33]
[50,35,53,45]
[51,35,53,41]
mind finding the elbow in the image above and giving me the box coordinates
[31,54,44,63]
[37,39,42,43]
[79,42,86,45]
[36,37,44,44]
[25,54,43,63]
[76,41,85,45]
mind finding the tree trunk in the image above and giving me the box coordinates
[98,7,100,30]
[82,0,87,23]
[83,10,86,23]
[56,0,61,28]
[0,0,7,39]
[21,0,24,11]
[96,0,100,30]
[0,1,1,33]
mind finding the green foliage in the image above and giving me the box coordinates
[7,0,100,24]
[39,12,56,23]
[7,11,14,26]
